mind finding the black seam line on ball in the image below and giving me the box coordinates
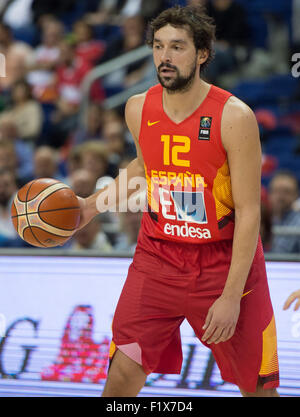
[25,180,47,247]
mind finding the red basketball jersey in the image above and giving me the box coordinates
[139,83,234,244]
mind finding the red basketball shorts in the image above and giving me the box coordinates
[109,230,279,393]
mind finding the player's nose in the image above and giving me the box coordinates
[160,47,172,63]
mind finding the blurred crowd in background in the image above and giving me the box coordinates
[0,0,299,254]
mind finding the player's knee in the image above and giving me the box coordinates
[103,350,147,397]
[109,349,146,384]
[240,378,279,397]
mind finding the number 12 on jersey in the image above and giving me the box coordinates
[161,135,190,167]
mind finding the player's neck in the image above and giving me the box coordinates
[162,78,211,124]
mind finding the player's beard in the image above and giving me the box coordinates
[157,59,197,94]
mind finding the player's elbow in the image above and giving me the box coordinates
[235,204,261,230]
[134,157,146,177]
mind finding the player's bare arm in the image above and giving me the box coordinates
[202,97,262,345]
[77,93,147,229]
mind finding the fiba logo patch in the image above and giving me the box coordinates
[198,116,212,140]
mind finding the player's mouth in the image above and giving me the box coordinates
[160,68,176,76]
[159,64,177,76]
[160,68,175,76]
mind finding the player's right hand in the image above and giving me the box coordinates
[76,196,97,231]
[283,289,300,311]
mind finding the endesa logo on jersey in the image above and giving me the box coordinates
[157,186,211,240]
[164,222,211,239]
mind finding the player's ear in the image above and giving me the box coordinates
[197,49,209,66]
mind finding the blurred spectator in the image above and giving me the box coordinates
[114,211,142,254]
[100,14,146,63]
[0,22,33,92]
[260,186,272,252]
[50,39,105,147]
[294,196,300,212]
[261,153,278,179]
[255,109,278,144]
[72,19,105,66]
[65,145,83,177]
[31,0,75,25]
[292,0,300,53]
[48,41,86,147]
[102,120,136,169]
[84,0,142,26]
[206,0,250,46]
[0,139,18,177]
[268,170,300,253]
[71,102,104,145]
[101,108,123,126]
[0,79,43,142]
[69,216,112,252]
[59,27,106,104]
[84,0,166,26]
[261,201,272,252]
[84,0,117,26]
[0,20,32,60]
[1,0,33,30]
[79,140,110,180]
[100,15,153,90]
[140,0,167,23]
[0,168,22,247]
[0,116,34,184]
[203,0,251,84]
[33,146,64,180]
[68,168,97,198]
[27,18,64,102]
[55,40,92,107]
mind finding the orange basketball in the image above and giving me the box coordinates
[11,178,81,248]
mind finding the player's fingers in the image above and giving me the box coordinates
[283,291,300,310]
[201,321,216,343]
[202,309,213,331]
[283,294,296,310]
[207,327,224,344]
[219,326,235,343]
[214,327,231,344]
[294,298,300,311]
[226,326,236,341]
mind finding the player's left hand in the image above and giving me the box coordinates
[283,289,300,311]
[201,295,241,344]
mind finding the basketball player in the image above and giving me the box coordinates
[77,5,279,396]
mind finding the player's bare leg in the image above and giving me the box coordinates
[102,349,147,397]
[239,377,279,397]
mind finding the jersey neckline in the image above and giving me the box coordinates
[159,84,213,126]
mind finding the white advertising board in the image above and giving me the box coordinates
[0,256,299,397]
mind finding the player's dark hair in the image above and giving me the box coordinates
[146,5,216,73]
